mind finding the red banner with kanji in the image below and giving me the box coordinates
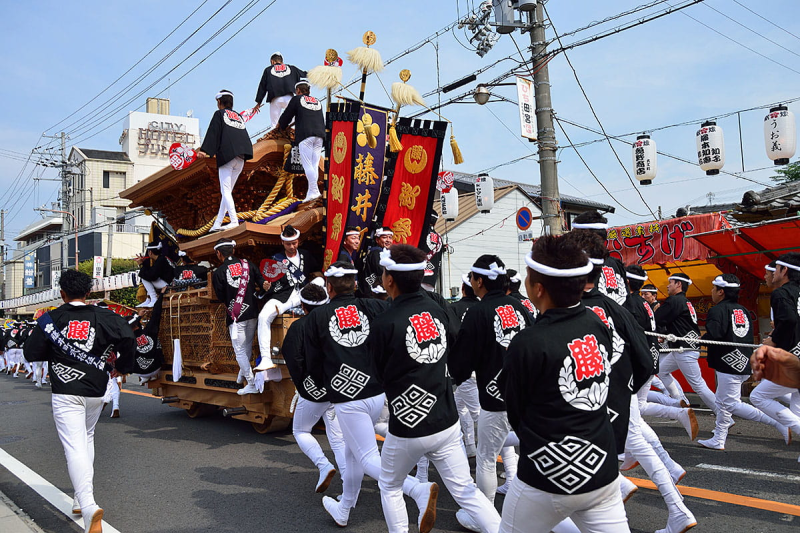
[380,118,447,249]
[606,213,728,265]
[323,102,360,269]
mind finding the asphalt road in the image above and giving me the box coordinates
[0,375,797,533]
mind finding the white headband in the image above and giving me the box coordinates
[214,240,236,250]
[668,274,692,285]
[127,314,140,325]
[588,258,604,265]
[510,273,522,283]
[572,222,608,230]
[765,264,776,272]
[372,285,387,294]
[299,294,329,306]
[461,273,471,285]
[776,260,800,272]
[375,228,394,237]
[146,242,162,250]
[215,90,233,99]
[471,262,507,280]
[178,251,187,257]
[345,230,360,237]
[281,228,300,241]
[712,276,740,288]
[626,272,648,281]
[379,248,426,271]
[325,265,358,277]
[640,287,659,293]
[273,51,282,57]
[525,251,594,278]
[295,78,310,90]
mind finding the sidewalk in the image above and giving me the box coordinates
[0,491,45,533]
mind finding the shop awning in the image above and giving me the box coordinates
[690,216,800,279]
[640,260,722,299]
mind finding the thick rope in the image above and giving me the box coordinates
[643,330,762,353]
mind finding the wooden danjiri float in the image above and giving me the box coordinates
[119,35,463,433]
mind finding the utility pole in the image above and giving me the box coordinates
[1,209,5,301]
[530,4,562,235]
[39,131,80,268]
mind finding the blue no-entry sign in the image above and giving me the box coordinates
[516,207,533,231]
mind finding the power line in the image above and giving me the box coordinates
[701,1,800,60]
[546,0,673,44]
[731,0,800,43]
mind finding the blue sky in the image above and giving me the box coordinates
[1,0,798,239]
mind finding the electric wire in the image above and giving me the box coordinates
[731,0,800,43]
[701,1,800,59]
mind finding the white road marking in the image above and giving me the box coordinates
[696,463,800,482]
[0,447,122,532]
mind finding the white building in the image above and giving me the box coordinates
[433,171,614,298]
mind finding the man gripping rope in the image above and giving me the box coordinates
[255,52,306,127]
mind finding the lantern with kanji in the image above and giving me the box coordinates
[632,134,657,185]
[441,188,459,221]
[696,121,724,175]
[764,105,796,165]
[475,174,494,213]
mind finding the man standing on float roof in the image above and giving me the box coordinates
[277,78,324,204]
[196,90,253,233]
[255,51,306,127]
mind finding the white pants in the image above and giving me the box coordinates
[476,409,518,503]
[257,290,301,362]
[706,372,786,445]
[32,361,49,384]
[52,394,104,514]
[380,422,501,533]
[454,377,480,447]
[102,376,121,410]
[298,136,323,197]
[141,278,167,302]
[213,156,245,228]
[658,351,716,413]
[499,476,629,533]
[293,397,346,475]
[229,319,256,384]
[270,95,293,126]
[656,371,690,405]
[638,376,687,420]
[750,379,800,433]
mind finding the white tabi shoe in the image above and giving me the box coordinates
[237,384,258,396]
[72,498,81,515]
[83,505,103,533]
[697,437,724,450]
[780,426,792,445]
[677,408,699,441]
[316,464,336,493]
[619,475,638,502]
[412,482,439,533]
[302,192,321,204]
[137,297,154,308]
[455,509,481,533]
[656,508,697,533]
[254,358,276,372]
[671,465,687,485]
[35,381,42,389]
[619,453,639,471]
[322,496,349,527]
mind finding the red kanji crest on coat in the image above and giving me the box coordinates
[567,334,604,382]
[601,267,618,290]
[495,305,520,330]
[687,301,697,323]
[228,263,243,277]
[224,109,242,122]
[521,299,536,314]
[136,335,149,348]
[732,309,747,326]
[335,305,362,330]
[409,312,440,343]
[66,321,91,341]
[304,96,318,104]
[588,306,610,328]
[274,64,287,72]
[181,269,195,280]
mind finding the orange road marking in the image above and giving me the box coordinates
[122,389,160,399]
[627,476,800,517]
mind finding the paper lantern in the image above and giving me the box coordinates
[475,174,494,213]
[764,105,796,165]
[441,188,459,221]
[632,134,657,185]
[696,121,724,175]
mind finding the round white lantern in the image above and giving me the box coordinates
[696,121,725,175]
[764,105,796,165]
[475,174,494,213]
[441,188,459,221]
[632,134,657,185]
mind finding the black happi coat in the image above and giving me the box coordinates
[172,264,209,285]
[278,94,325,144]
[624,292,660,373]
[361,247,384,297]
[770,281,800,353]
[305,292,389,403]
[199,108,253,168]
[596,257,628,306]
[448,295,479,328]
[450,290,533,412]
[655,291,701,350]
[704,297,754,375]
[582,288,653,453]
[255,63,307,104]
[283,314,329,402]
[501,305,618,496]
[139,254,175,284]
[371,292,459,438]
[131,296,165,375]
[211,256,265,326]
[509,289,539,321]
[261,249,318,304]
[24,303,135,397]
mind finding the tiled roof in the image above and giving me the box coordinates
[737,181,800,222]
[76,148,131,162]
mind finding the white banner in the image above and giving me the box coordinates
[92,256,105,279]
[516,77,537,141]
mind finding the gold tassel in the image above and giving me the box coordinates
[450,134,464,165]
[389,122,403,153]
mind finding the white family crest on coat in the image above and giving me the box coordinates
[405,312,447,363]
[271,64,292,78]
[136,356,155,369]
[51,362,86,384]
[330,363,370,398]
[328,305,370,347]
[731,309,750,338]
[222,109,246,129]
[391,384,438,428]
[136,334,154,353]
[493,305,526,348]
[61,321,96,352]
[529,435,608,494]
[558,334,609,412]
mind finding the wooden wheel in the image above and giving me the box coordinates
[251,415,291,434]
[186,403,217,419]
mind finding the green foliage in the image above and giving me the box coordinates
[771,160,800,183]
[76,258,140,307]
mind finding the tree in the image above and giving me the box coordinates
[771,160,800,184]
[77,258,140,308]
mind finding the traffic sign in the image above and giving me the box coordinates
[516,207,533,231]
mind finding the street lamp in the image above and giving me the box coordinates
[473,84,491,105]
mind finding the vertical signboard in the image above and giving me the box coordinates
[92,256,105,279]
[23,255,35,288]
[516,77,537,141]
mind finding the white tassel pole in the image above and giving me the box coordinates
[172,339,183,381]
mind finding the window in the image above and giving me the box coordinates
[103,170,110,188]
